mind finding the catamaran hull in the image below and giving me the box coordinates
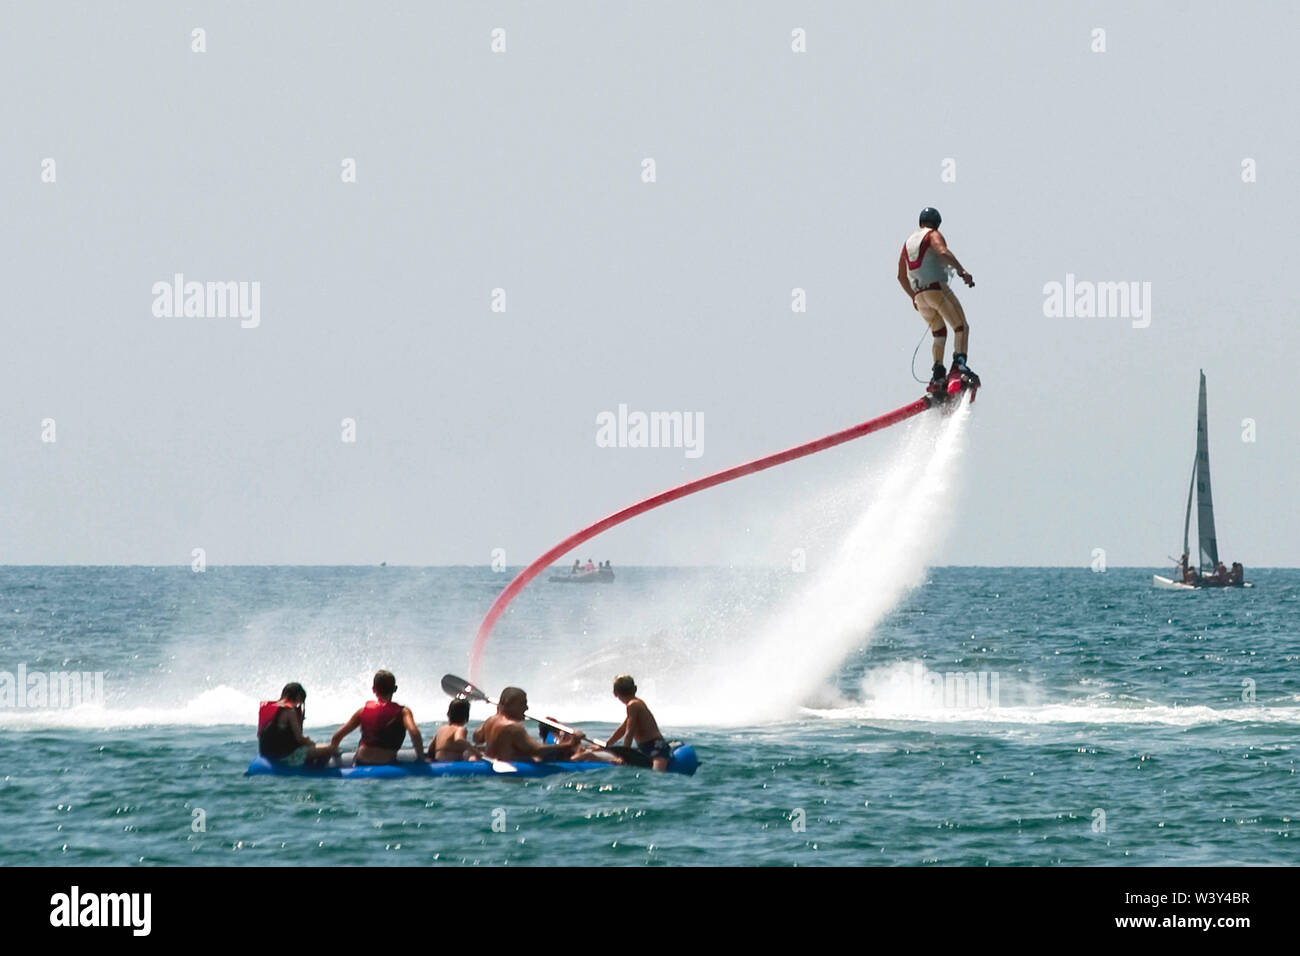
[1153,574,1251,590]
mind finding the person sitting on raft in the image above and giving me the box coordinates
[330,670,425,765]
[606,674,671,772]
[537,715,617,763]
[428,697,480,762]
[472,687,583,762]
[258,682,334,766]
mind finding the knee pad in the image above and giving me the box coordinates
[931,326,947,338]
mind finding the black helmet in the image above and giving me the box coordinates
[919,207,942,228]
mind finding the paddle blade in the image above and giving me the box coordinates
[442,674,490,702]
[489,759,519,774]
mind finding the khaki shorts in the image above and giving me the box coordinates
[914,286,967,331]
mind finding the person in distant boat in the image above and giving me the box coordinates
[572,560,581,574]
[898,207,978,397]
[428,697,480,762]
[606,675,671,772]
[1182,562,1199,585]
[476,687,582,762]
[584,559,596,572]
[330,670,424,765]
[1229,562,1244,585]
[1212,561,1229,585]
[258,682,333,766]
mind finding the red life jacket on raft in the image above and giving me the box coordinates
[359,699,405,750]
[257,701,302,759]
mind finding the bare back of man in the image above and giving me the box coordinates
[623,698,663,747]
[430,723,476,762]
[484,717,538,761]
[483,717,578,762]
[473,712,505,747]
[477,686,582,762]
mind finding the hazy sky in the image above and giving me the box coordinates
[4,2,1297,566]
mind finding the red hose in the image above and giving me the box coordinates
[469,395,934,683]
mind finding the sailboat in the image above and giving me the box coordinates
[1153,371,1250,589]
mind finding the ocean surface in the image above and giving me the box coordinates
[1,564,1296,867]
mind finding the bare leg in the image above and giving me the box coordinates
[300,738,336,763]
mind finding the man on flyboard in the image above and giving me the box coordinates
[897,207,980,398]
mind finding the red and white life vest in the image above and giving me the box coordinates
[359,699,405,749]
[901,228,950,291]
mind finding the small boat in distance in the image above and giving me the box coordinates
[548,559,615,583]
[1154,371,1250,590]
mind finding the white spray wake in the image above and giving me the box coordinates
[538,400,976,726]
[686,400,973,723]
[802,660,1300,728]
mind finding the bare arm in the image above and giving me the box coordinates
[403,707,424,761]
[452,726,479,757]
[500,723,544,759]
[897,252,917,304]
[286,708,310,746]
[928,230,973,287]
[330,709,362,752]
[606,717,628,748]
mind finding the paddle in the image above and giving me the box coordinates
[441,674,652,768]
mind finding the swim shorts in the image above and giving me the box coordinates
[637,738,673,761]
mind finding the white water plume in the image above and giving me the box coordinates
[531,401,977,726]
[674,401,973,722]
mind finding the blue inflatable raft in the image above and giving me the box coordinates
[246,744,699,778]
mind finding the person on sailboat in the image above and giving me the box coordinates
[898,207,979,397]
[1229,562,1244,586]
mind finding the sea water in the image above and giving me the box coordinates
[1,562,1295,867]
